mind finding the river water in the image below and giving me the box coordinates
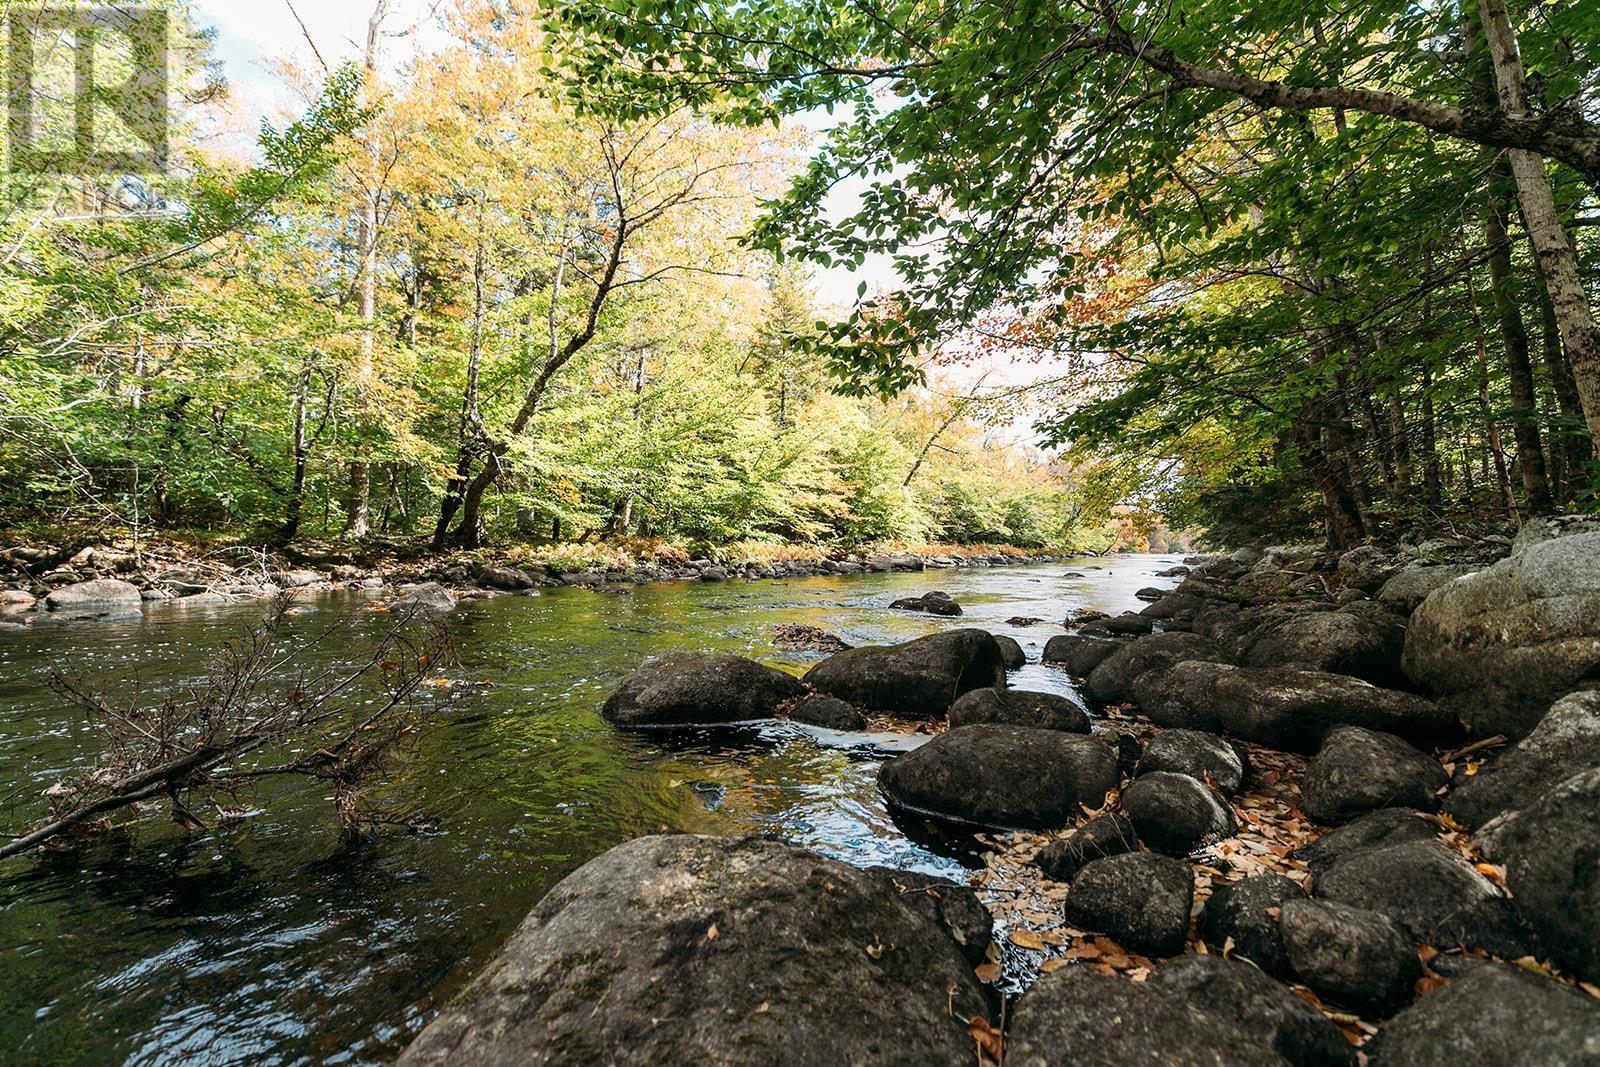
[0,555,1177,1065]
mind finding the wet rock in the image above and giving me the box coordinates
[1152,954,1355,1067]
[43,578,142,616]
[804,629,1006,718]
[1289,809,1436,880]
[1033,813,1139,883]
[396,835,988,1066]
[1138,729,1250,795]
[1446,690,1600,829]
[1084,632,1229,706]
[1475,765,1600,982]
[1006,969,1284,1067]
[473,564,540,590]
[1279,898,1420,1015]
[1374,564,1478,616]
[1007,616,1045,626]
[865,867,992,967]
[1199,873,1305,979]
[1102,612,1156,636]
[878,724,1118,831]
[0,589,37,614]
[765,624,852,655]
[1300,726,1446,825]
[602,654,806,728]
[1041,633,1124,677]
[785,694,867,732]
[1120,771,1236,855]
[946,688,1089,733]
[1313,839,1532,957]
[889,591,961,616]
[1136,662,1451,754]
[1403,522,1600,738]
[1364,961,1600,1067]
[1239,607,1407,687]
[993,634,1025,669]
[1062,852,1195,957]
[1135,586,1167,601]
[392,582,458,615]
[697,566,729,582]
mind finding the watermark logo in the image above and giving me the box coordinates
[6,5,168,173]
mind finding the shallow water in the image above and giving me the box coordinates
[0,555,1177,1065]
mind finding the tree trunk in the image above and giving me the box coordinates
[1293,414,1366,549]
[1479,0,1600,448]
[282,363,312,542]
[432,212,489,551]
[1419,366,1443,511]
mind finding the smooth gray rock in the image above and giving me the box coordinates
[878,724,1118,830]
[602,654,806,728]
[1475,765,1600,982]
[1374,564,1478,615]
[1447,691,1600,828]
[397,835,988,1066]
[392,582,457,615]
[1403,524,1600,738]
[1007,968,1286,1067]
[1199,873,1306,979]
[1301,726,1447,825]
[946,687,1089,733]
[1365,961,1600,1067]
[43,578,142,614]
[804,629,1006,718]
[1152,954,1355,1067]
[1138,729,1250,795]
[1279,898,1421,1015]
[1062,852,1195,957]
[1121,771,1236,856]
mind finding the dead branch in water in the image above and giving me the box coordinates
[1,592,454,860]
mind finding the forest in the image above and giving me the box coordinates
[7,0,1594,560]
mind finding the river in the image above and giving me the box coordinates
[0,555,1177,1065]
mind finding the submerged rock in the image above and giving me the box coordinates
[1199,873,1305,979]
[1006,969,1284,1067]
[1062,851,1194,957]
[396,835,989,1066]
[804,629,1005,718]
[1120,771,1236,855]
[1300,726,1446,825]
[946,687,1089,733]
[1279,898,1420,1016]
[888,591,962,616]
[1152,954,1355,1067]
[878,724,1118,830]
[785,693,866,731]
[1402,521,1600,738]
[765,624,851,655]
[1365,961,1600,1067]
[602,654,806,728]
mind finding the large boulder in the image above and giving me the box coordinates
[864,867,992,967]
[1120,771,1236,855]
[1138,729,1250,795]
[1084,632,1229,706]
[397,835,989,1066]
[1374,564,1478,616]
[804,630,1006,718]
[1313,839,1532,957]
[602,654,806,728]
[1474,765,1600,983]
[1402,523,1600,739]
[1279,898,1421,1016]
[1365,961,1600,1067]
[1289,809,1436,879]
[1006,969,1286,1067]
[878,724,1118,831]
[43,578,142,617]
[1033,813,1139,884]
[1151,955,1355,1067]
[1300,726,1447,825]
[392,582,458,616]
[1041,634,1124,677]
[1446,691,1600,829]
[946,687,1089,733]
[1137,662,1452,754]
[1240,607,1407,688]
[1062,852,1194,957]
[1199,873,1305,979]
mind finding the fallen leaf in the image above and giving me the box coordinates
[705,923,719,942]
[1008,928,1047,951]
[974,962,1001,983]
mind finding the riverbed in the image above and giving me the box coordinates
[0,555,1177,1065]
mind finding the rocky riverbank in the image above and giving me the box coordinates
[0,537,1070,626]
[399,516,1600,1064]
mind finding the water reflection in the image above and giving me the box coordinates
[0,557,1175,1065]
